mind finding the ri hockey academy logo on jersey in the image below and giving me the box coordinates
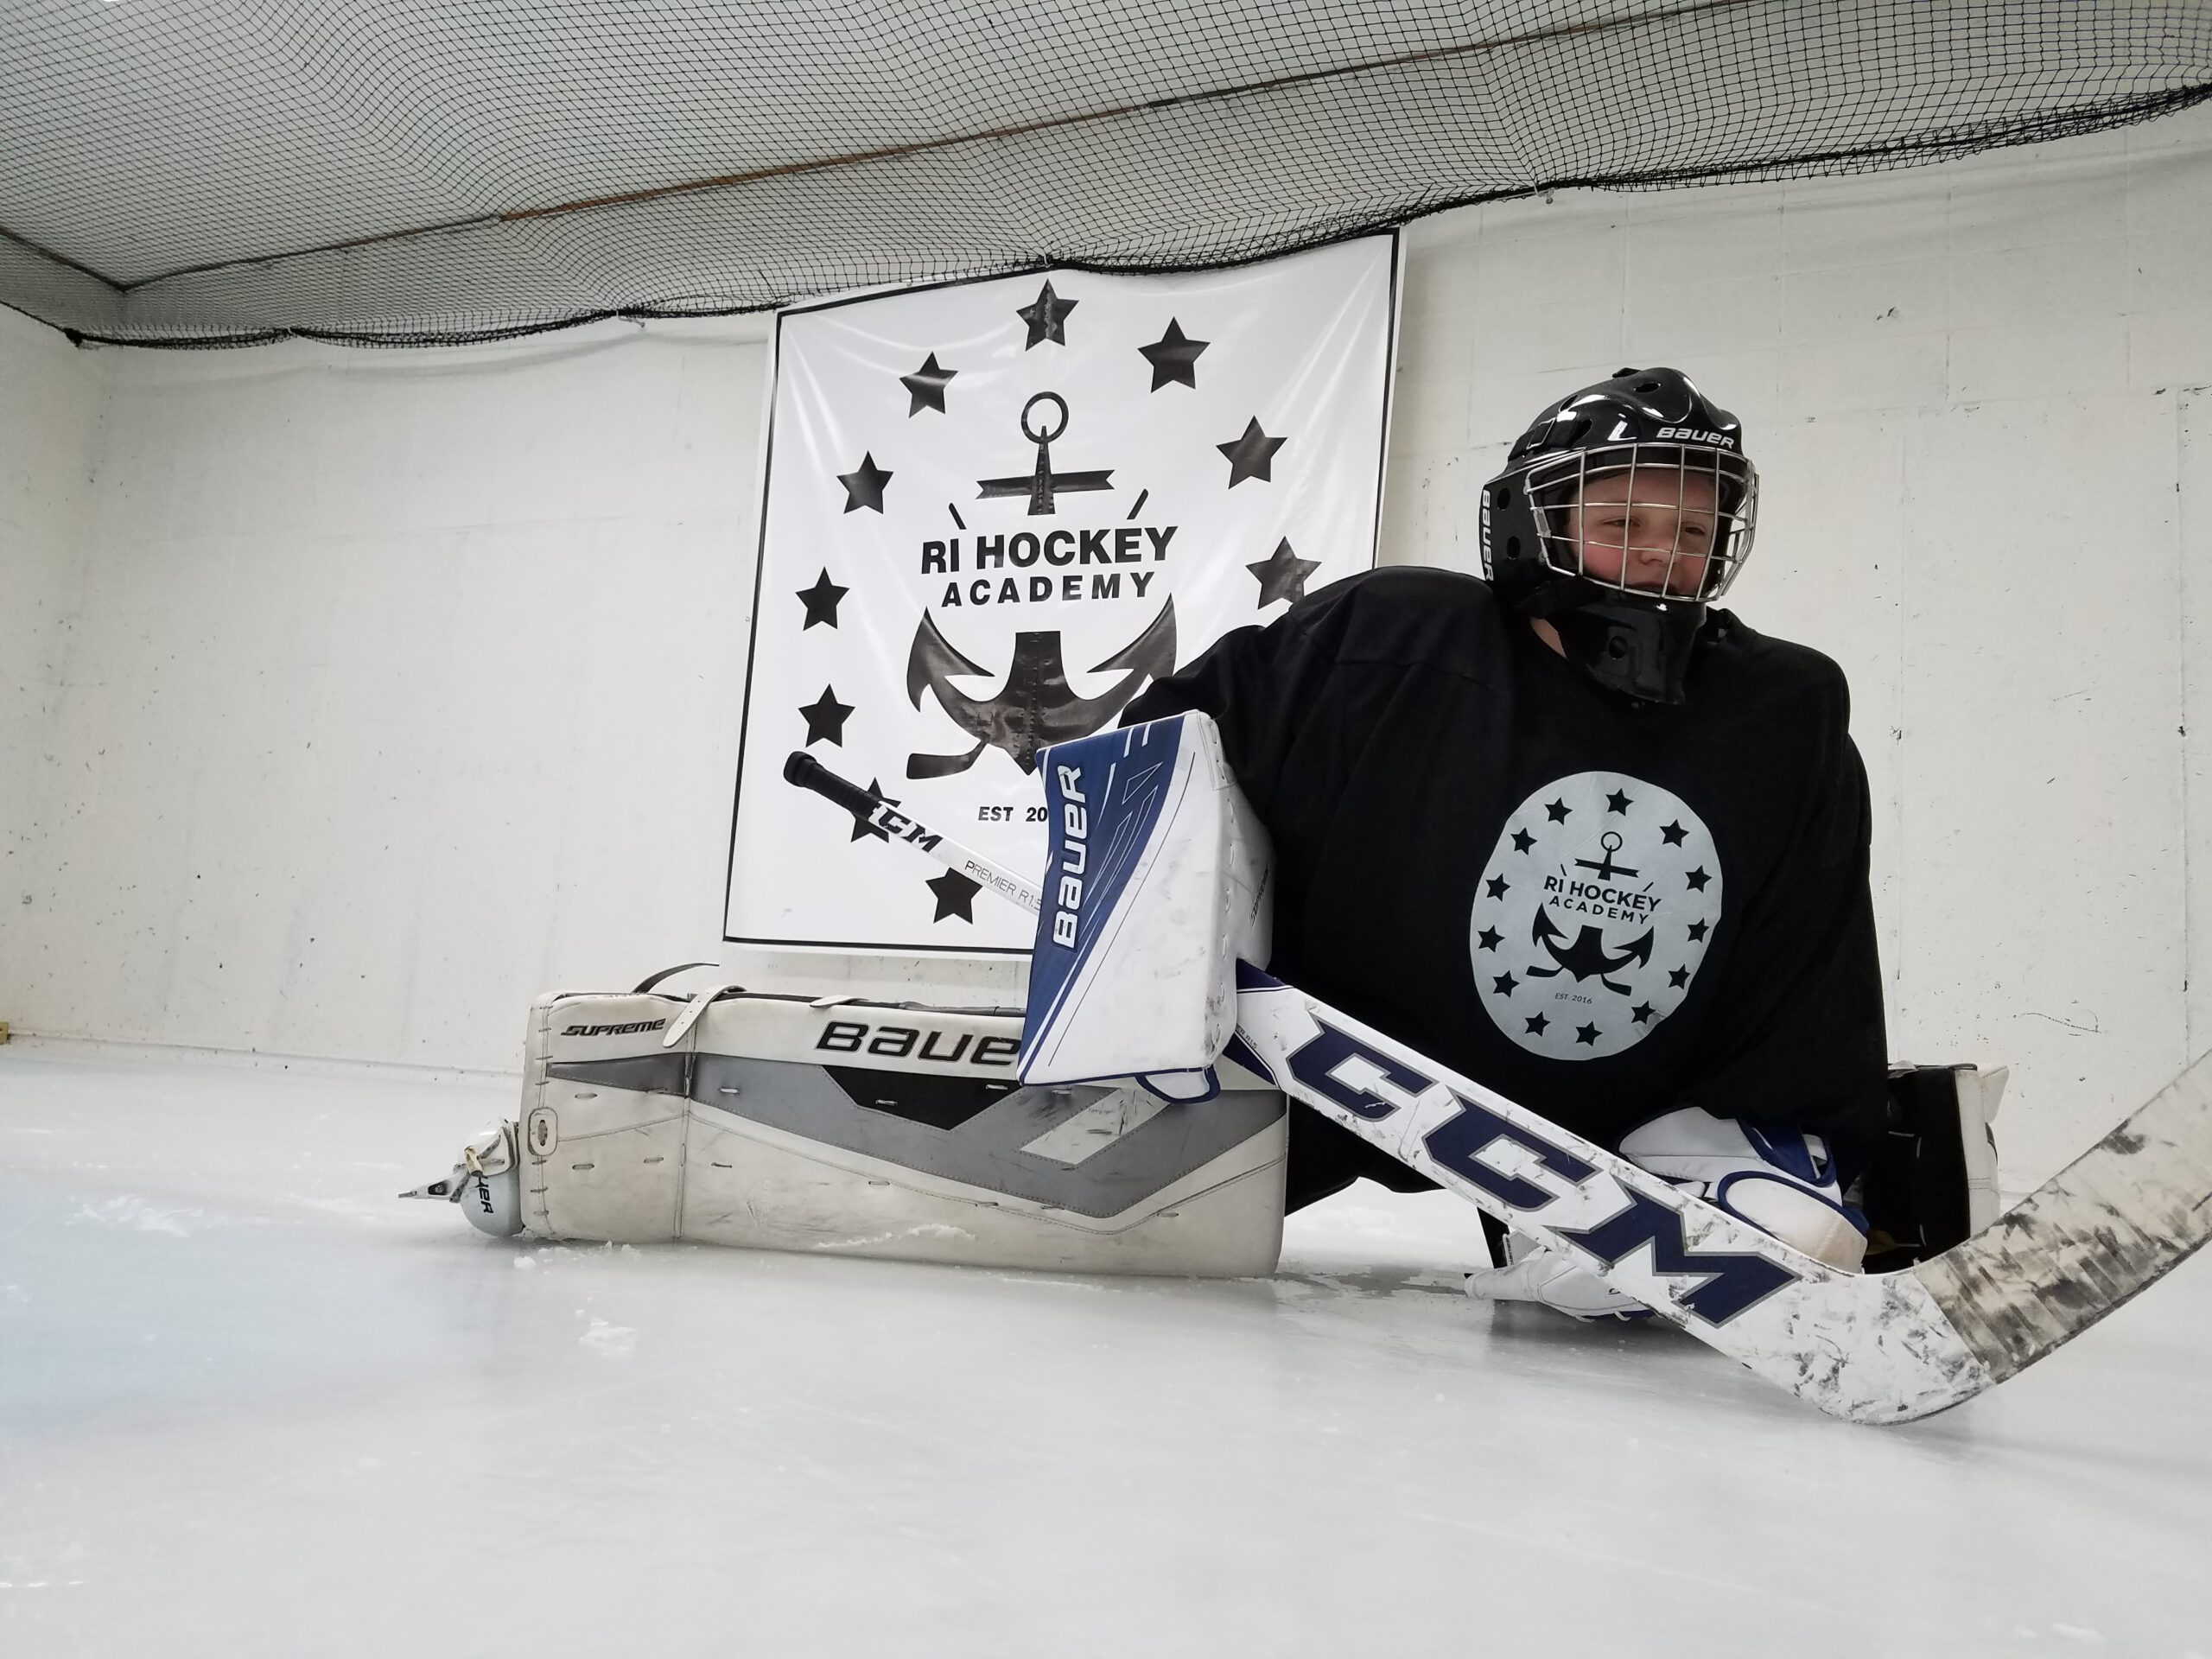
[1469,772,1720,1060]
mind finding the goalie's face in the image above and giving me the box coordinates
[1566,466,1719,598]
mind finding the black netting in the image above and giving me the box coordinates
[3,1,2206,348]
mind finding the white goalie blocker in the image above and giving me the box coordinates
[408,980,1287,1277]
[1019,713,1271,1094]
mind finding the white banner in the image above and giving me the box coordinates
[724,235,1399,954]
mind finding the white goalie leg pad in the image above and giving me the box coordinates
[1623,1109,1867,1271]
[474,988,1287,1275]
[1467,1107,1866,1320]
[1020,713,1272,1087]
[1473,1230,1656,1320]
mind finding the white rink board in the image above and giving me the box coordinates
[3,1048,2209,1657]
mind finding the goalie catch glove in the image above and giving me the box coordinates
[1464,1106,1866,1322]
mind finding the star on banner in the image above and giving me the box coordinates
[1016,281,1076,349]
[799,685,854,747]
[797,569,848,630]
[927,868,980,923]
[849,778,896,842]
[837,452,892,513]
[1139,319,1208,391]
[1217,417,1287,486]
[1246,537,1320,609]
[900,353,957,416]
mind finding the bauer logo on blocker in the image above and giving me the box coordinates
[1470,771,1721,1060]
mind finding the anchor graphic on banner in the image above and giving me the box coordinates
[976,392,1116,516]
[905,601,1176,777]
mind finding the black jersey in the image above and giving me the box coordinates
[1124,566,1889,1178]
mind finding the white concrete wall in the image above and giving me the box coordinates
[5,108,2211,1185]
[3,322,766,1071]
[0,306,105,997]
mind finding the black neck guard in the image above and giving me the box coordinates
[1536,589,1706,704]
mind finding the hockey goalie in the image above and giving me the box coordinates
[1109,365,1993,1317]
[410,367,2208,1422]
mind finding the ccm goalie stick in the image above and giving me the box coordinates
[784,750,2212,1425]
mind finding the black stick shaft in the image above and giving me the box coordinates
[784,750,882,817]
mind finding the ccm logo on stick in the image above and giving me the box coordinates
[1283,1017,1798,1324]
[872,804,943,851]
[1050,763,1090,949]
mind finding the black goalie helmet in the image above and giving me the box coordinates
[1480,366,1758,703]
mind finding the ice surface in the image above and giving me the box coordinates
[3,1047,2209,1657]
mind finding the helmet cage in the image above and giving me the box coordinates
[1520,442,1758,603]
